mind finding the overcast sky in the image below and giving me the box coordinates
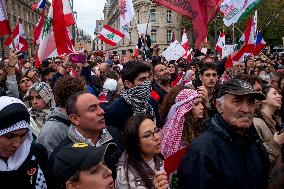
[73,0,106,36]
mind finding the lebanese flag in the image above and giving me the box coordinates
[0,0,11,36]
[216,32,225,55]
[33,9,45,44]
[36,0,75,68]
[181,30,192,62]
[4,20,28,52]
[62,0,75,27]
[133,46,140,58]
[243,17,255,53]
[98,25,124,46]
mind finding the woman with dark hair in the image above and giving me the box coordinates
[253,86,283,176]
[116,114,168,189]
[160,88,205,188]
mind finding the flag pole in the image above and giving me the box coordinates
[259,6,284,33]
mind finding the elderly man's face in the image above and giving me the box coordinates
[217,94,256,133]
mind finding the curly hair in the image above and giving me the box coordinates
[159,85,192,126]
[53,76,85,108]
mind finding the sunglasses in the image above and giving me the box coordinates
[20,78,31,84]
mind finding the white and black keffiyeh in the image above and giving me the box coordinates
[122,81,155,116]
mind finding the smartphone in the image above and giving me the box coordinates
[69,54,87,64]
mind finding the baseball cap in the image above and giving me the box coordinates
[53,143,117,184]
[218,79,265,100]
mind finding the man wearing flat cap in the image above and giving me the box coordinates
[177,79,270,189]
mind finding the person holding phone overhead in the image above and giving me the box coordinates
[253,86,283,176]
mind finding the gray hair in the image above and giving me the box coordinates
[216,95,225,110]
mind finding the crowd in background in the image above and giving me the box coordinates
[0,48,284,189]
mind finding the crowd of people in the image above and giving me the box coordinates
[0,48,284,189]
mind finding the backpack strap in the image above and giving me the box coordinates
[46,116,71,127]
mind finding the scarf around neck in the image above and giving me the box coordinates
[122,81,155,116]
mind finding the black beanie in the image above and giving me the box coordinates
[0,96,30,130]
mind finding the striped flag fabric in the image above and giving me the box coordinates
[253,32,266,55]
[98,25,125,46]
[36,0,75,68]
[216,32,225,56]
[0,0,11,36]
[120,0,135,38]
[33,9,45,44]
[4,20,28,52]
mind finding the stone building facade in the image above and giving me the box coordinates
[103,0,182,56]
[75,27,93,51]
[0,0,50,58]
[93,19,106,52]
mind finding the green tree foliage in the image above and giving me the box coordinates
[181,0,284,47]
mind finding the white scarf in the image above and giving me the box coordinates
[0,121,32,171]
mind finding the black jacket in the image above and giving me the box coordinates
[103,97,133,131]
[0,143,54,189]
[178,114,270,189]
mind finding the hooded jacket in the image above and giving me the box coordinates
[178,114,270,189]
[36,107,70,156]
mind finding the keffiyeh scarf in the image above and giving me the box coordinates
[122,81,155,116]
[161,89,199,158]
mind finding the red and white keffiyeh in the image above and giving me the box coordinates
[161,89,199,158]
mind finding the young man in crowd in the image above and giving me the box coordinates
[103,61,154,130]
[150,62,171,127]
[178,79,269,189]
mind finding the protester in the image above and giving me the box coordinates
[52,91,123,176]
[253,86,283,176]
[53,143,116,189]
[116,114,168,189]
[23,82,55,137]
[36,76,85,156]
[0,96,53,188]
[0,51,21,98]
[178,79,269,189]
[104,61,154,130]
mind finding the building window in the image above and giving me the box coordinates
[167,30,172,43]
[166,10,172,23]
[101,40,103,45]
[101,46,103,50]
[151,29,157,43]
[150,9,156,22]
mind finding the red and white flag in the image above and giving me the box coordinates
[62,0,75,27]
[34,9,45,44]
[4,20,28,52]
[36,0,75,68]
[216,32,225,55]
[181,30,192,62]
[0,0,11,36]
[243,17,255,53]
[98,25,124,47]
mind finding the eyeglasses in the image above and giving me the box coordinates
[20,78,31,84]
[140,127,160,140]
